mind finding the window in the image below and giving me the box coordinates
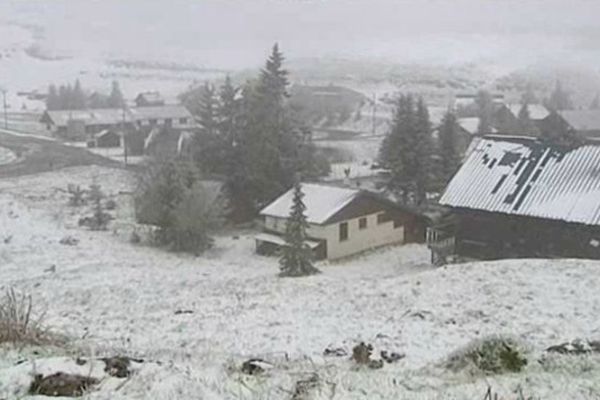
[179,117,188,125]
[359,217,367,230]
[377,213,387,224]
[165,118,172,127]
[339,222,348,242]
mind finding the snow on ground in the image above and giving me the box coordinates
[0,146,17,165]
[1,166,600,399]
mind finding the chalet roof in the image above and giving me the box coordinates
[440,137,600,226]
[135,91,164,104]
[93,129,121,139]
[44,105,193,127]
[507,104,550,121]
[260,183,360,225]
[457,117,480,134]
[558,110,600,132]
[128,105,192,121]
[44,109,126,127]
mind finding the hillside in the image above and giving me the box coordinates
[1,166,600,399]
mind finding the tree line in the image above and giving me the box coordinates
[46,80,124,110]
[179,44,330,222]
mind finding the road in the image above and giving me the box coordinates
[0,128,124,178]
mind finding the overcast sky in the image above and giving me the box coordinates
[3,0,600,69]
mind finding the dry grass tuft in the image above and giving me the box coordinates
[0,288,59,346]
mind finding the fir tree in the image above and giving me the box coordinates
[438,110,461,185]
[590,94,600,110]
[46,84,59,110]
[545,80,573,111]
[517,103,539,136]
[380,94,432,205]
[72,79,87,109]
[475,90,494,134]
[279,181,320,277]
[107,81,124,108]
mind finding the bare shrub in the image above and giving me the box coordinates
[445,336,528,375]
[0,288,52,345]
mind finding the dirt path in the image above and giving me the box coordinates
[0,129,124,178]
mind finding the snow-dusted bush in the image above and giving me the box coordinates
[0,288,50,345]
[134,157,223,254]
[445,336,528,375]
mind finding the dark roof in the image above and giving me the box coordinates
[440,137,600,226]
[558,110,600,132]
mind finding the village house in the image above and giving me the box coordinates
[134,91,165,107]
[428,136,600,263]
[257,183,428,260]
[88,129,121,148]
[40,105,195,141]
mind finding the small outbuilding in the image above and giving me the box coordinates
[89,129,121,148]
[257,183,428,260]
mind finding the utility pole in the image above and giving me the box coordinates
[1,89,7,129]
[122,105,128,166]
[372,92,377,136]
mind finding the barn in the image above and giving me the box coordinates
[429,136,600,262]
[257,183,428,260]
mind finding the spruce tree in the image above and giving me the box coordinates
[438,110,461,185]
[521,84,538,104]
[380,94,432,205]
[108,81,124,108]
[72,79,87,109]
[279,181,319,277]
[475,90,494,134]
[590,94,600,110]
[545,80,573,111]
[46,84,59,110]
[517,103,539,136]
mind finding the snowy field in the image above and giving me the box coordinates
[1,166,600,399]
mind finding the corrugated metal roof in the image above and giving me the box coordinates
[439,137,600,226]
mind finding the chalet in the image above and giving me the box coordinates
[88,129,121,148]
[257,183,428,260]
[428,136,600,262]
[135,91,165,107]
[40,105,194,140]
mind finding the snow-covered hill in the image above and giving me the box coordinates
[1,166,600,399]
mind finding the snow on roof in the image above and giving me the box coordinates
[260,183,359,224]
[255,232,321,248]
[559,110,600,132]
[457,117,480,134]
[128,105,192,121]
[46,108,126,127]
[507,104,550,121]
[45,105,193,127]
[440,137,600,226]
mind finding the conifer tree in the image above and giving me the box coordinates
[475,90,494,134]
[107,80,124,108]
[517,103,539,136]
[521,84,538,104]
[545,80,573,111]
[279,181,320,277]
[72,79,87,109]
[590,94,600,110]
[46,84,59,110]
[438,110,461,185]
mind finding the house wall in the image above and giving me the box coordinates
[454,209,600,260]
[264,211,405,260]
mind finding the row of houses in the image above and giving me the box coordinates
[40,104,195,142]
